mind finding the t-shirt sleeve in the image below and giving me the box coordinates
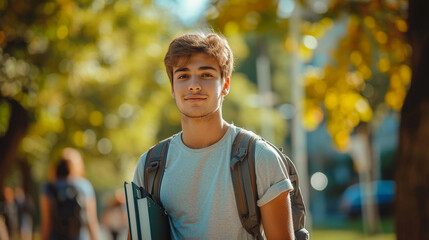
[78,178,96,198]
[255,141,294,207]
[132,152,148,188]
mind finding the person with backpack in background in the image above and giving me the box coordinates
[40,147,99,240]
[132,31,309,239]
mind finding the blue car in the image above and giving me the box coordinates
[340,180,395,218]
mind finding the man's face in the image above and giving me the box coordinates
[171,53,230,119]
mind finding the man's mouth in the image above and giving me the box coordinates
[184,95,207,101]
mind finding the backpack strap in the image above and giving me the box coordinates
[144,137,173,206]
[46,183,59,211]
[231,128,263,240]
[46,183,57,198]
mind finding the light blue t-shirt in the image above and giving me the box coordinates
[133,125,293,239]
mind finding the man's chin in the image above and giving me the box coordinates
[179,106,221,119]
[182,113,209,119]
[181,110,216,119]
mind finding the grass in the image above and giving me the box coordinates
[311,217,396,240]
[312,229,395,240]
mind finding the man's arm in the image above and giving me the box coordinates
[260,190,294,240]
[39,195,51,240]
[86,197,100,240]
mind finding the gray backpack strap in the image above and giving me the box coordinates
[144,137,172,206]
[231,128,263,240]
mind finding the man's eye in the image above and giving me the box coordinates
[202,73,213,78]
[178,74,188,79]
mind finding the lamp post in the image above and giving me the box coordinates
[290,1,312,230]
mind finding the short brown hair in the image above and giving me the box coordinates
[164,32,234,83]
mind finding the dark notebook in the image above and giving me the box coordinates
[124,182,171,240]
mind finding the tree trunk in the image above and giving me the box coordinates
[0,98,30,201]
[395,1,429,239]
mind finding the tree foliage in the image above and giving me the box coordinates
[304,0,409,150]
[210,0,409,151]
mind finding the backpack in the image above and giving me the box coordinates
[47,182,86,240]
[143,127,309,240]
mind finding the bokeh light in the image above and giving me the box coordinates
[97,137,113,154]
[311,172,328,191]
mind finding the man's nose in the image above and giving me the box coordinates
[188,75,202,91]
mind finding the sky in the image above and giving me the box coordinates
[155,0,210,26]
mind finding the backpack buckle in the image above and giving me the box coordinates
[230,147,247,169]
[147,160,160,172]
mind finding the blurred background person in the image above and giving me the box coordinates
[100,189,127,240]
[39,148,99,240]
[0,214,9,240]
[15,186,34,240]
[1,187,18,239]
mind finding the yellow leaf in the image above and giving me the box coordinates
[334,130,350,152]
[390,74,402,89]
[73,130,85,148]
[396,18,408,32]
[385,89,406,111]
[375,31,388,44]
[320,17,333,29]
[89,111,104,127]
[57,25,69,39]
[350,51,362,66]
[360,107,373,122]
[324,91,338,110]
[377,58,390,73]
[358,64,372,80]
[225,21,239,35]
[399,65,412,84]
[299,44,313,62]
[304,106,324,131]
[364,16,376,29]
[347,111,360,127]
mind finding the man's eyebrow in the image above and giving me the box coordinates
[199,66,217,71]
[174,67,189,74]
[174,66,218,74]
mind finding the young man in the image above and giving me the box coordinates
[133,32,294,239]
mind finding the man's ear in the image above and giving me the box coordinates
[222,77,230,96]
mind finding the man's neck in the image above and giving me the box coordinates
[181,113,229,149]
